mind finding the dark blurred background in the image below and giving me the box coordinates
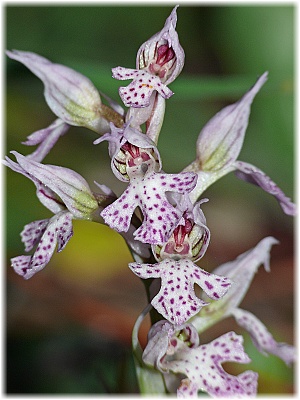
[5,3,295,395]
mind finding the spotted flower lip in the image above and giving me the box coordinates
[94,122,162,182]
[112,67,174,108]
[11,211,74,280]
[162,331,258,397]
[128,258,231,326]
[100,170,197,245]
[141,320,258,397]
[6,49,109,134]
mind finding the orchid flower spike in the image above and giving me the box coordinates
[112,6,184,109]
[191,236,296,366]
[184,72,296,216]
[4,151,101,278]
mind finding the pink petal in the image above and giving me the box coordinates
[234,160,296,216]
[4,153,65,214]
[23,119,70,162]
[206,237,279,314]
[232,308,296,366]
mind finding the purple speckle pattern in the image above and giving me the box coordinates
[11,211,73,279]
[20,219,49,252]
[101,171,197,244]
[128,258,231,325]
[112,66,173,108]
[163,331,258,397]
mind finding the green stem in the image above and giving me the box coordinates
[132,304,167,395]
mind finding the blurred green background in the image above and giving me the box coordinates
[5,3,295,395]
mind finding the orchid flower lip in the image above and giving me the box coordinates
[11,211,74,279]
[100,171,197,244]
[128,257,231,326]
[112,66,174,108]
[162,330,259,397]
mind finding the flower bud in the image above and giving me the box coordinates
[196,72,268,172]
[6,151,99,219]
[6,50,110,133]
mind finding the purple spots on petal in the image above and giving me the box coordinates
[205,281,213,290]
